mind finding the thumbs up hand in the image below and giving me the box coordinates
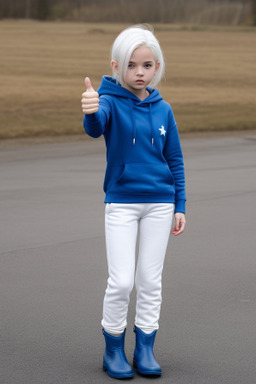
[81,77,99,114]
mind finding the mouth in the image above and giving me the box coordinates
[135,80,144,85]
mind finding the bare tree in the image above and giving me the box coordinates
[0,0,253,24]
[36,0,50,20]
[25,0,31,18]
[252,0,256,24]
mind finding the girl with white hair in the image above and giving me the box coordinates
[81,24,186,379]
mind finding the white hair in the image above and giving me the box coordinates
[111,24,165,88]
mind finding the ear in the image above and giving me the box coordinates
[111,60,119,74]
[155,61,160,74]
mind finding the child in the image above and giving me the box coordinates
[81,24,186,379]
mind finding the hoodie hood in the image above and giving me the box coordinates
[98,76,162,146]
[98,76,163,104]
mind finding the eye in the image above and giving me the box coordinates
[128,63,135,69]
[145,63,153,69]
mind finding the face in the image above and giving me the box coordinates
[112,45,160,100]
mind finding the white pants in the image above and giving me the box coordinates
[102,203,174,335]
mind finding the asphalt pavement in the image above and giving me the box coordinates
[1,132,256,384]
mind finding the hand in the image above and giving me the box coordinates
[81,77,99,114]
[171,213,186,236]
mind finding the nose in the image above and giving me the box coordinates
[136,66,144,76]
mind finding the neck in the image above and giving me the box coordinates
[138,89,150,101]
[122,82,149,101]
[129,88,149,101]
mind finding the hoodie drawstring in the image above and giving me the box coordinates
[149,103,154,146]
[129,99,137,146]
[129,99,154,147]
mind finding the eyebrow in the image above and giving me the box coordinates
[128,60,154,64]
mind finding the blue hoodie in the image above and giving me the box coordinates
[83,76,186,213]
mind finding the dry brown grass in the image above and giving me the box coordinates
[0,20,255,139]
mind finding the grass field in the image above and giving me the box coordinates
[0,20,255,139]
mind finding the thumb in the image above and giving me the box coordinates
[84,77,95,92]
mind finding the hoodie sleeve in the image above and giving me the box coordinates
[163,109,186,214]
[83,96,111,138]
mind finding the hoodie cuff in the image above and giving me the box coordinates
[174,200,186,214]
[84,111,101,123]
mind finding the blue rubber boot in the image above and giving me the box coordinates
[102,329,134,379]
[133,326,162,376]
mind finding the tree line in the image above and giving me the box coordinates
[0,0,255,25]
